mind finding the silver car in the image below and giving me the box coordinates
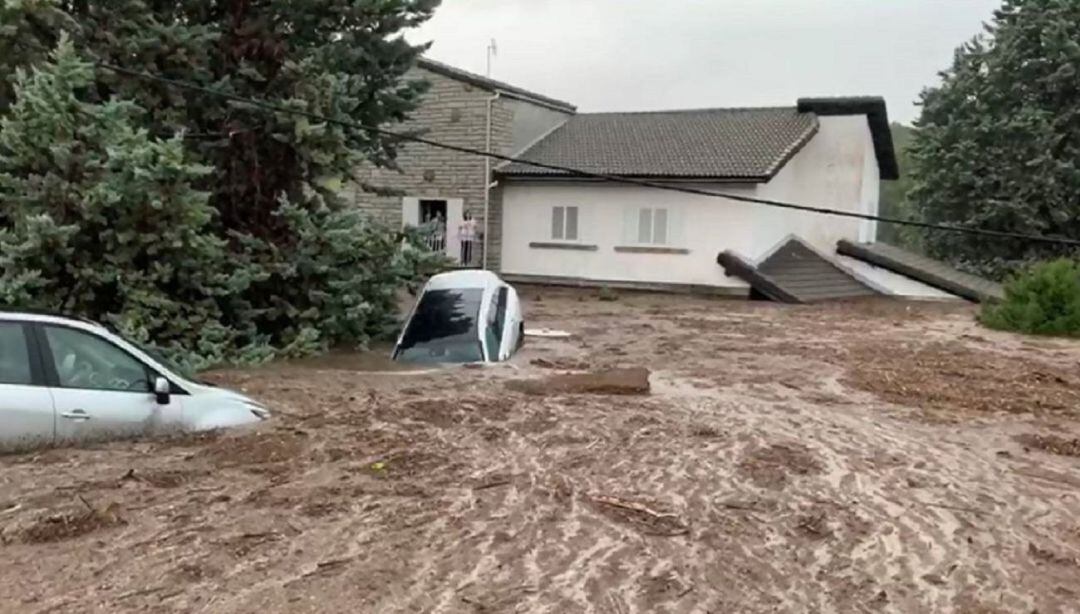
[0,310,269,449]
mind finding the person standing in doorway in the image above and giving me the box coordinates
[459,211,478,266]
[434,211,447,252]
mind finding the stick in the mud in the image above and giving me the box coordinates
[590,494,679,519]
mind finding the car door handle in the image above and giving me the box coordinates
[60,409,92,422]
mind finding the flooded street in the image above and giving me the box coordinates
[2,290,1080,613]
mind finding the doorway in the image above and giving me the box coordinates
[402,197,465,264]
[419,199,448,253]
[420,199,447,225]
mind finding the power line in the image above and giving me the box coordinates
[97,62,1080,248]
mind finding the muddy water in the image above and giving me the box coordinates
[270,343,414,372]
[1,292,1080,613]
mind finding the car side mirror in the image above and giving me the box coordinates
[153,376,171,405]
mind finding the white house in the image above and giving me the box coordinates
[354,59,999,302]
[493,97,948,299]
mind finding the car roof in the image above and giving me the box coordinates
[424,270,504,291]
[0,308,102,328]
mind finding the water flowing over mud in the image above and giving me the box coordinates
[2,290,1080,613]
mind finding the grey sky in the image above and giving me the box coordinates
[407,0,1002,125]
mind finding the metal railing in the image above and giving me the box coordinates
[422,231,446,254]
[418,229,484,268]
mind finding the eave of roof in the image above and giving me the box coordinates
[797,97,900,180]
[416,58,577,114]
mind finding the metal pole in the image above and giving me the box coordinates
[486,39,497,78]
[482,39,498,270]
[483,91,499,270]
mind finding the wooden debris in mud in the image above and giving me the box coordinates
[1016,433,1080,458]
[19,496,126,544]
[473,473,514,491]
[588,494,689,537]
[530,357,590,371]
[919,501,988,516]
[794,511,832,539]
[1028,542,1079,567]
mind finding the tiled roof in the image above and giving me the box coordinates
[498,107,820,181]
[416,58,576,113]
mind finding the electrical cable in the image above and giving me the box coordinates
[96,62,1080,248]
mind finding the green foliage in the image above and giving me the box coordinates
[980,259,1080,336]
[226,198,448,362]
[0,37,243,370]
[0,1,447,369]
[0,0,74,112]
[908,0,1080,279]
[0,0,440,242]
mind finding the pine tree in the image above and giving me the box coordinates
[0,1,447,367]
[0,0,73,112]
[909,0,1080,278]
[0,35,246,369]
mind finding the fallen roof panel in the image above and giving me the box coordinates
[718,238,878,303]
[836,240,1003,303]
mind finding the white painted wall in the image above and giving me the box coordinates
[499,115,882,290]
[836,256,961,300]
[858,124,881,243]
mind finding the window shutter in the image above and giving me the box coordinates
[551,206,564,240]
[653,208,668,245]
[565,207,579,240]
[638,208,652,244]
[401,197,420,228]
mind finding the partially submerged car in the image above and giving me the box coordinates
[393,271,524,364]
[0,310,269,450]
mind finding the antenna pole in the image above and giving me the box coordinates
[486,39,497,77]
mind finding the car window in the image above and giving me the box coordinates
[137,342,199,383]
[44,326,152,392]
[484,288,508,360]
[396,288,485,364]
[0,323,33,386]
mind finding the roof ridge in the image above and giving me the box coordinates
[576,106,798,117]
[415,57,577,113]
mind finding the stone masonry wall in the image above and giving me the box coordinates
[348,67,517,271]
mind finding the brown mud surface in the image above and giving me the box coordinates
[506,367,651,396]
[3,290,1080,612]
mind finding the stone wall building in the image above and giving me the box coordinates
[351,59,995,302]
[349,59,575,271]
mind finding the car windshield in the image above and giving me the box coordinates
[395,288,485,364]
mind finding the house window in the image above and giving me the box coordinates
[637,208,668,245]
[551,206,579,241]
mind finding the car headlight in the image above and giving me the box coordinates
[245,402,271,421]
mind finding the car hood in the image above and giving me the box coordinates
[185,381,260,405]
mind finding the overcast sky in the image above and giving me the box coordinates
[407,0,1001,125]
